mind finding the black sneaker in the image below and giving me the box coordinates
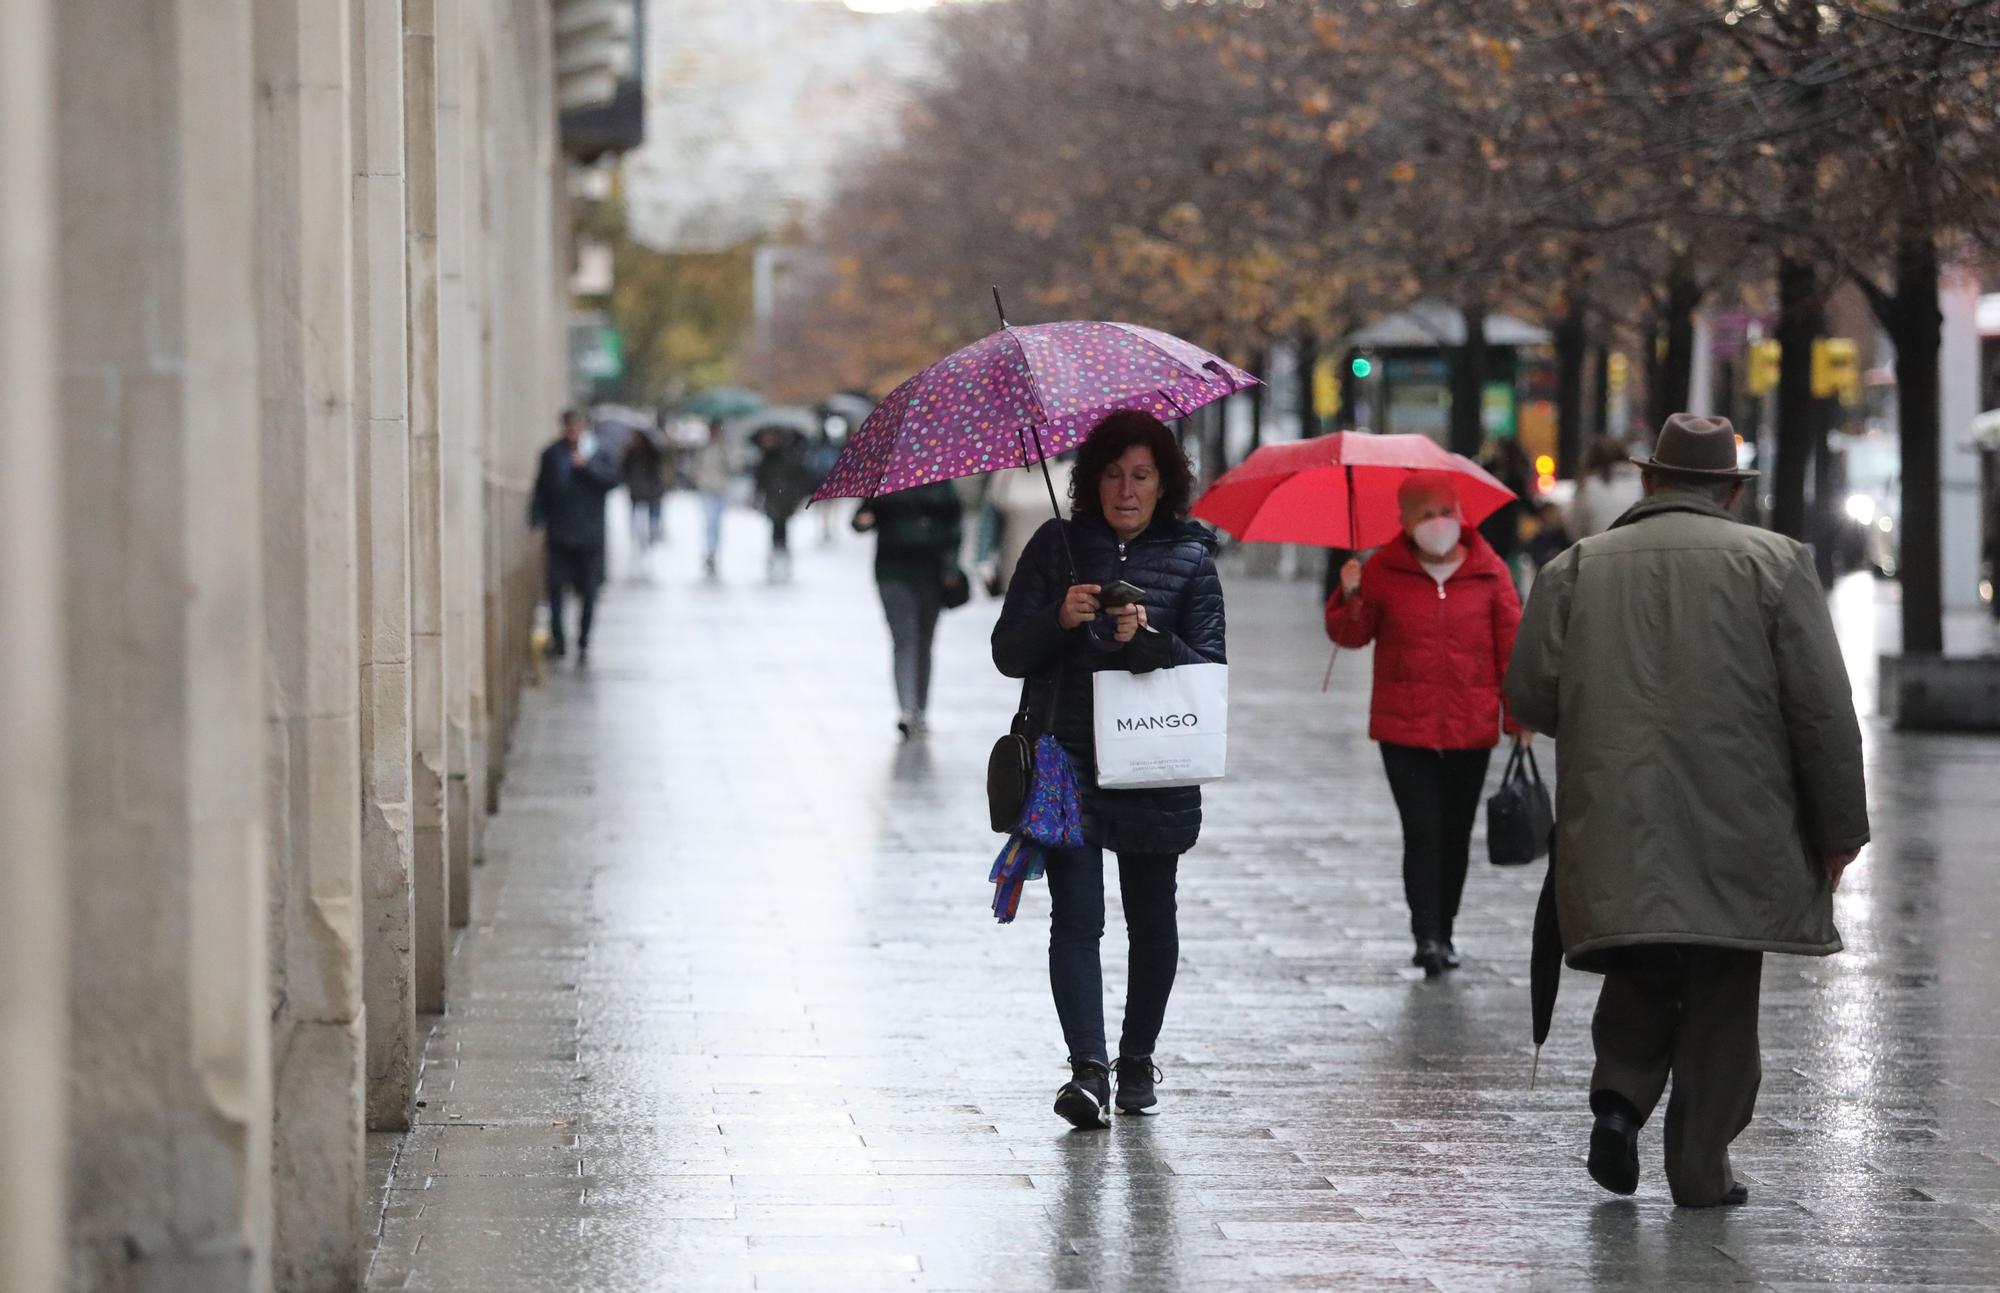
[1054,1058,1111,1130]
[1113,1056,1163,1114]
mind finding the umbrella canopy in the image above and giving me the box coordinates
[1193,432,1517,550]
[812,320,1256,502]
[681,386,765,422]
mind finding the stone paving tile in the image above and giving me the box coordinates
[364,499,2000,1291]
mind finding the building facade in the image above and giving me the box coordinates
[1,1,629,1288]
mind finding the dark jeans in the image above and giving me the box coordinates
[770,513,791,553]
[877,576,941,715]
[1379,743,1492,944]
[546,541,603,651]
[1046,846,1180,1066]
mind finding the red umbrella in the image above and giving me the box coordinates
[1194,433,1522,690]
[1192,432,1516,552]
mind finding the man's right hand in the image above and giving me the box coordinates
[1823,848,1863,892]
[1339,558,1363,597]
[1058,584,1102,630]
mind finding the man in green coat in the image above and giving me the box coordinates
[1505,413,1869,1208]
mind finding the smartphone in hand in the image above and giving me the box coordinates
[1099,579,1146,608]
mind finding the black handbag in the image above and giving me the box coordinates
[1487,744,1554,867]
[987,674,1058,833]
[939,560,972,610]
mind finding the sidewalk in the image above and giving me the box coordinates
[365,496,2000,1291]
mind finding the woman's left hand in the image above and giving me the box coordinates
[1111,602,1147,643]
[1513,730,1534,749]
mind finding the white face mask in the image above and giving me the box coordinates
[1412,516,1461,558]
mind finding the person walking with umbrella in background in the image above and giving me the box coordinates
[993,411,1225,1129]
[1504,414,1869,1209]
[752,427,813,582]
[621,421,670,552]
[1324,470,1526,977]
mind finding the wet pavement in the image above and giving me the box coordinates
[365,496,2000,1291]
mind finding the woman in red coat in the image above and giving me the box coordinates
[1327,471,1527,976]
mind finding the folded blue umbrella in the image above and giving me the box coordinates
[989,736,1084,924]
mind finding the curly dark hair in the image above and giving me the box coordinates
[1068,411,1195,524]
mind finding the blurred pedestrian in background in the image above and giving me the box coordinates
[690,419,734,580]
[1571,435,1646,538]
[752,427,813,581]
[807,425,844,545]
[853,481,965,738]
[979,454,1073,595]
[1478,437,1534,579]
[529,409,620,665]
[1326,471,1525,977]
[992,411,1225,1129]
[1524,499,1574,572]
[621,422,670,552]
[1505,413,1868,1210]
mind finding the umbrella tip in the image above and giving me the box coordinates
[991,285,1009,327]
[1530,1045,1542,1091]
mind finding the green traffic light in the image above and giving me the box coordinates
[1350,356,1373,378]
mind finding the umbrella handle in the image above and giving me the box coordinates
[1320,646,1341,693]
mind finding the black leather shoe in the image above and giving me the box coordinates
[1441,941,1463,970]
[1054,1058,1111,1130]
[1414,939,1449,978]
[1587,1093,1642,1196]
[1113,1056,1163,1114]
[1680,1182,1749,1208]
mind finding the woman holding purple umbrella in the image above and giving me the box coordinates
[991,411,1226,1130]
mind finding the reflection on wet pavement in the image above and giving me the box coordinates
[366,502,2000,1291]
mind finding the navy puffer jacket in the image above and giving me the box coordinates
[991,514,1226,856]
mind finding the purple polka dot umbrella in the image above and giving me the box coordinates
[811,315,1257,506]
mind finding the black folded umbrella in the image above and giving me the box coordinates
[1530,837,1562,1088]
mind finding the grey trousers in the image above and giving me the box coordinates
[878,576,941,716]
[1590,944,1763,1206]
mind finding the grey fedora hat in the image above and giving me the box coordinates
[1631,413,1758,480]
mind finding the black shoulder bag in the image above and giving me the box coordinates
[987,518,1076,833]
[987,673,1057,834]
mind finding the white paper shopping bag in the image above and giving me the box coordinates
[1091,662,1228,789]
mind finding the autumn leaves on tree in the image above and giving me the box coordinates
[752,0,1998,649]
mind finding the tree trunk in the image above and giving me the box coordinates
[1658,256,1699,424]
[1887,232,1944,655]
[1449,303,1488,457]
[1772,255,1824,544]
[1296,332,1320,438]
[1589,345,1611,440]
[1554,302,1586,477]
[1643,322,1665,432]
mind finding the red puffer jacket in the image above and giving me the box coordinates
[1325,531,1522,750]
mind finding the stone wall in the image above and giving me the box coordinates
[15,0,569,1287]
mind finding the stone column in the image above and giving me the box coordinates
[353,0,419,1133]
[255,0,366,1286]
[1,3,65,1290]
[57,2,274,1286]
[406,0,453,1014]
[436,0,478,927]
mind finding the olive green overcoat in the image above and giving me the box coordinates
[1504,494,1870,970]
